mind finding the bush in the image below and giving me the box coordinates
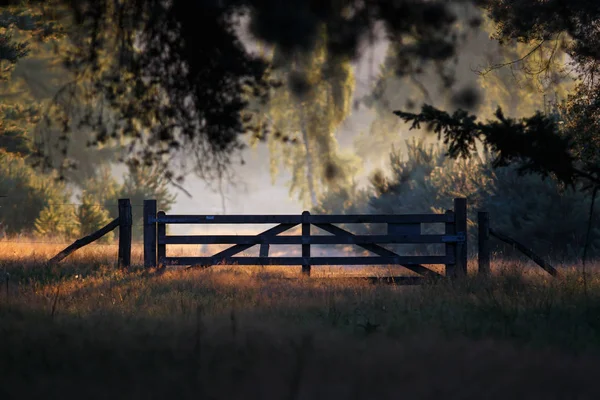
[80,164,176,240]
[317,138,600,261]
[0,151,73,236]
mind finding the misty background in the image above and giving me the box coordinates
[0,2,592,261]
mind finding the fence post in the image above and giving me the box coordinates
[259,243,270,258]
[144,200,157,268]
[118,198,132,268]
[302,211,311,276]
[478,211,490,276]
[157,211,166,267]
[454,198,468,278]
[445,210,456,279]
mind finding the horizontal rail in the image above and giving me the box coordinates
[284,276,428,285]
[160,255,452,266]
[152,213,454,225]
[160,234,464,245]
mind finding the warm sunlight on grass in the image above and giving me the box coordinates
[3,239,600,399]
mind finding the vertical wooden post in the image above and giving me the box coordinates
[478,211,490,276]
[259,243,270,258]
[454,197,468,278]
[157,211,166,267]
[144,200,157,268]
[118,198,132,269]
[302,211,311,276]
[444,210,456,279]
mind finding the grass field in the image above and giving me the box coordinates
[2,241,600,399]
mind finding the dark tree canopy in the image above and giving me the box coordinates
[395,0,600,192]
[0,0,475,183]
[2,0,597,189]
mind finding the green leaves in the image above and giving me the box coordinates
[394,105,579,188]
[76,192,113,241]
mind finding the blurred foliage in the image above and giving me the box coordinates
[392,0,600,198]
[80,165,176,240]
[0,0,477,184]
[34,201,78,238]
[0,151,72,236]
[75,192,114,242]
[0,4,177,239]
[318,139,600,261]
[250,26,361,208]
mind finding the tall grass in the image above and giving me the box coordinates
[2,241,600,399]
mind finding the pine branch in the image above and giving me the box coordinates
[393,105,592,189]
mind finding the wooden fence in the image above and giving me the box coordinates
[143,198,469,281]
[477,211,560,277]
[48,199,133,267]
[45,197,560,281]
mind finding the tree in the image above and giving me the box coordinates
[80,164,176,240]
[76,192,114,242]
[0,3,125,187]
[252,26,360,208]
[0,150,73,236]
[393,0,600,192]
[6,0,476,186]
[0,3,64,158]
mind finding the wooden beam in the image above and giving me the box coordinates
[159,234,463,245]
[144,200,157,268]
[48,218,119,265]
[154,213,453,225]
[259,243,270,257]
[179,223,298,268]
[454,198,468,279]
[490,228,560,278]
[302,211,311,276]
[445,210,456,279]
[314,223,443,278]
[157,211,166,267]
[167,255,452,267]
[118,199,132,268]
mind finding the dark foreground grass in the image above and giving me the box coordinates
[2,246,600,399]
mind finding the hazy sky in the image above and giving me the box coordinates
[167,5,499,236]
[169,32,390,236]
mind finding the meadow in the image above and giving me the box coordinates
[2,241,600,399]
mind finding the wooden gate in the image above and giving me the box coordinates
[143,198,468,281]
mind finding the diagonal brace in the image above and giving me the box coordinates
[314,223,443,278]
[186,223,298,269]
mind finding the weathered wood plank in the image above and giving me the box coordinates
[314,223,443,278]
[154,213,453,225]
[445,210,456,279]
[118,199,132,269]
[159,234,463,245]
[478,211,490,276]
[166,255,453,266]
[144,200,157,268]
[454,198,468,279]
[48,218,119,265]
[490,228,560,277]
[259,243,269,257]
[302,211,311,276]
[157,211,166,267]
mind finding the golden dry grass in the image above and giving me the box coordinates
[3,240,600,399]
